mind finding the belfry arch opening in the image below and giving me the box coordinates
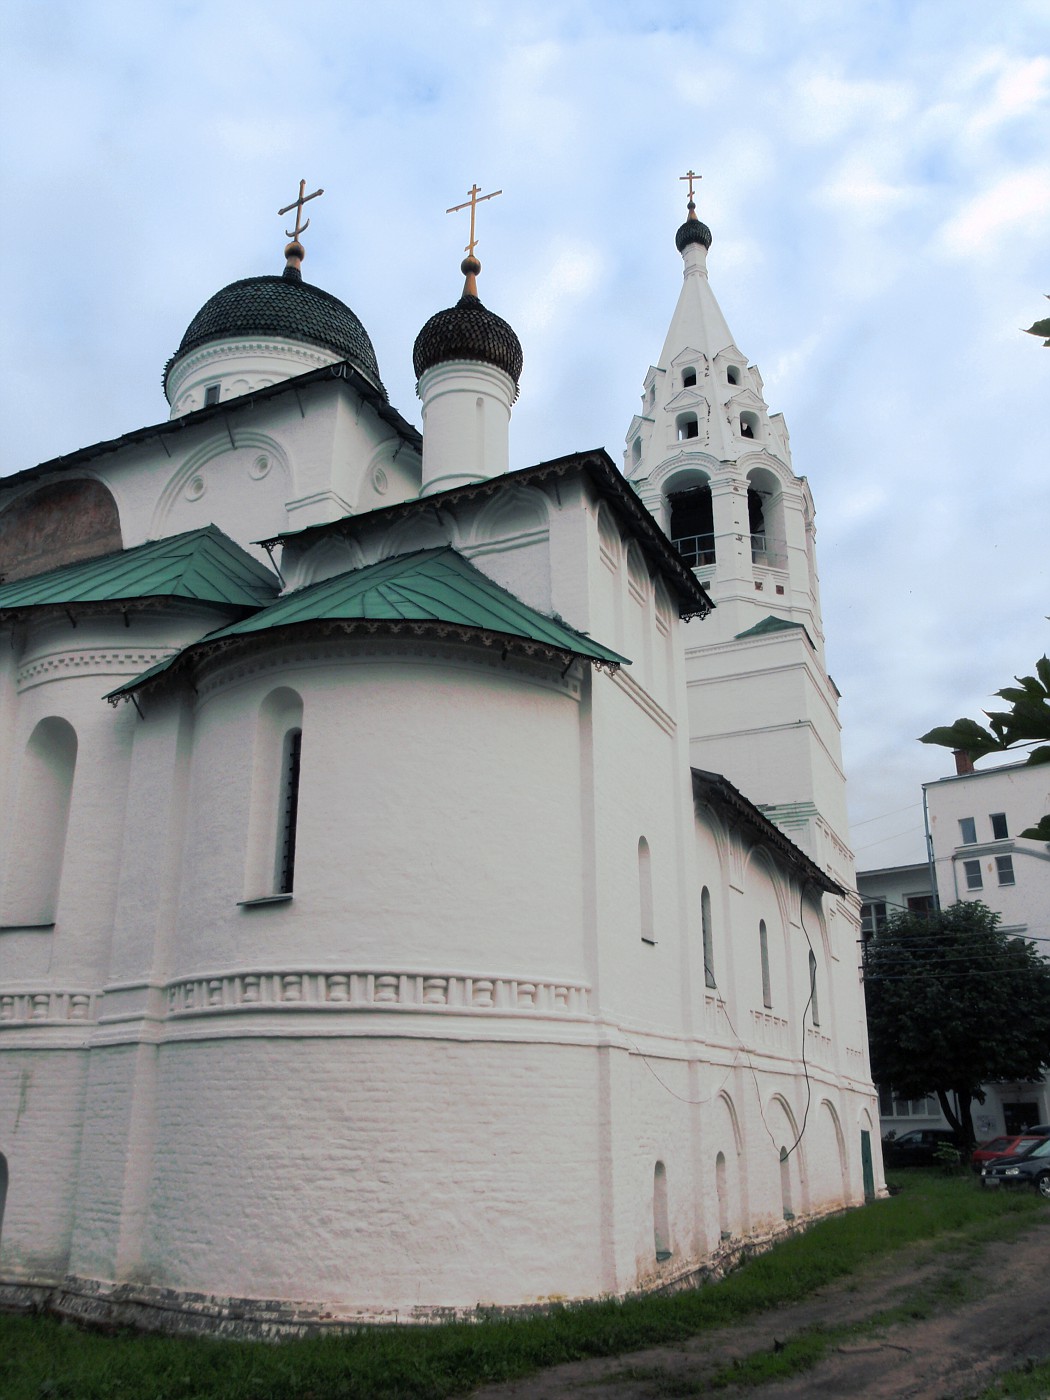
[667,482,714,568]
[681,366,697,388]
[676,412,699,441]
[747,469,786,569]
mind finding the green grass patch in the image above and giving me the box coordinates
[976,1358,1050,1399]
[0,1174,1043,1400]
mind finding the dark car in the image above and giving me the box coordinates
[882,1129,958,1167]
[971,1134,1046,1172]
[981,1136,1050,1196]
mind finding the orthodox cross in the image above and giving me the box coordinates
[446,183,502,258]
[279,180,324,240]
[679,169,701,202]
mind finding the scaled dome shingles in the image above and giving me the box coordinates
[675,218,713,252]
[164,273,386,396]
[413,294,524,386]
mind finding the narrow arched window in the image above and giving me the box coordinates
[701,886,715,988]
[780,1146,794,1220]
[740,411,758,440]
[682,366,697,388]
[631,436,642,467]
[654,1161,671,1260]
[759,920,772,1008]
[676,412,699,441]
[243,688,304,902]
[639,837,655,944]
[809,949,820,1027]
[0,1152,7,1252]
[1,717,77,926]
[277,728,302,894]
[715,1151,729,1239]
[726,365,741,386]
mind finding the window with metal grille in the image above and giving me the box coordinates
[701,886,715,988]
[759,920,772,1008]
[277,728,302,895]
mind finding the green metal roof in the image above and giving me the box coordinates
[0,526,279,616]
[734,614,812,643]
[108,547,628,703]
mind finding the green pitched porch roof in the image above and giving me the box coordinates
[734,614,813,645]
[108,546,628,703]
[0,526,279,617]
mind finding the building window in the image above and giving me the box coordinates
[990,812,1009,840]
[880,1086,940,1118]
[682,366,697,388]
[808,949,820,1027]
[668,484,715,567]
[631,436,642,467]
[1,716,77,926]
[860,901,888,938]
[739,411,758,440]
[277,728,303,895]
[204,384,221,406]
[959,817,977,845]
[701,886,715,988]
[639,837,655,944]
[759,919,772,1008]
[676,411,699,441]
[779,1146,793,1220]
[963,858,983,891]
[726,365,740,385]
[995,854,1015,886]
[653,1161,671,1261]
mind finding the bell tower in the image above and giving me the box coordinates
[626,177,853,888]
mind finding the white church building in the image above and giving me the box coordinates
[0,184,881,1332]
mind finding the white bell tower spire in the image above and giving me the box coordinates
[627,177,853,889]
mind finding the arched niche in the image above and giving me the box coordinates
[0,479,122,582]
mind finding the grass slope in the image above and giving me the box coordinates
[0,1175,1043,1400]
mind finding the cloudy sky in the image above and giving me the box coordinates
[1,0,1047,868]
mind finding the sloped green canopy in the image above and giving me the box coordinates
[735,614,812,644]
[108,547,628,703]
[0,525,279,616]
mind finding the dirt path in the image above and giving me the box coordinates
[468,1212,1050,1400]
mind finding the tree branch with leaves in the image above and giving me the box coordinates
[920,655,1050,841]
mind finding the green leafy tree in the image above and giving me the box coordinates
[919,655,1050,841]
[1023,294,1050,346]
[864,902,1050,1146]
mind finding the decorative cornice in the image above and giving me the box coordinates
[0,989,97,1026]
[192,634,584,706]
[165,967,591,1020]
[17,647,177,691]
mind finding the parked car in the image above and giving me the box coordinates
[980,1136,1050,1196]
[971,1134,1046,1172]
[882,1129,958,1167]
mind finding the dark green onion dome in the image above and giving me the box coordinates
[675,201,712,253]
[163,264,385,397]
[413,292,523,388]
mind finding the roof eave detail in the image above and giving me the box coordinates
[691,767,844,897]
[262,450,713,623]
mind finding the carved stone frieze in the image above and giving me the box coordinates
[166,968,591,1019]
[0,989,97,1025]
[18,648,176,691]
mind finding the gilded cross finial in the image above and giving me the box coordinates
[279,179,324,241]
[446,183,502,260]
[679,169,700,204]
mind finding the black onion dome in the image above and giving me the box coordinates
[413,293,523,387]
[164,266,385,396]
[675,208,713,252]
